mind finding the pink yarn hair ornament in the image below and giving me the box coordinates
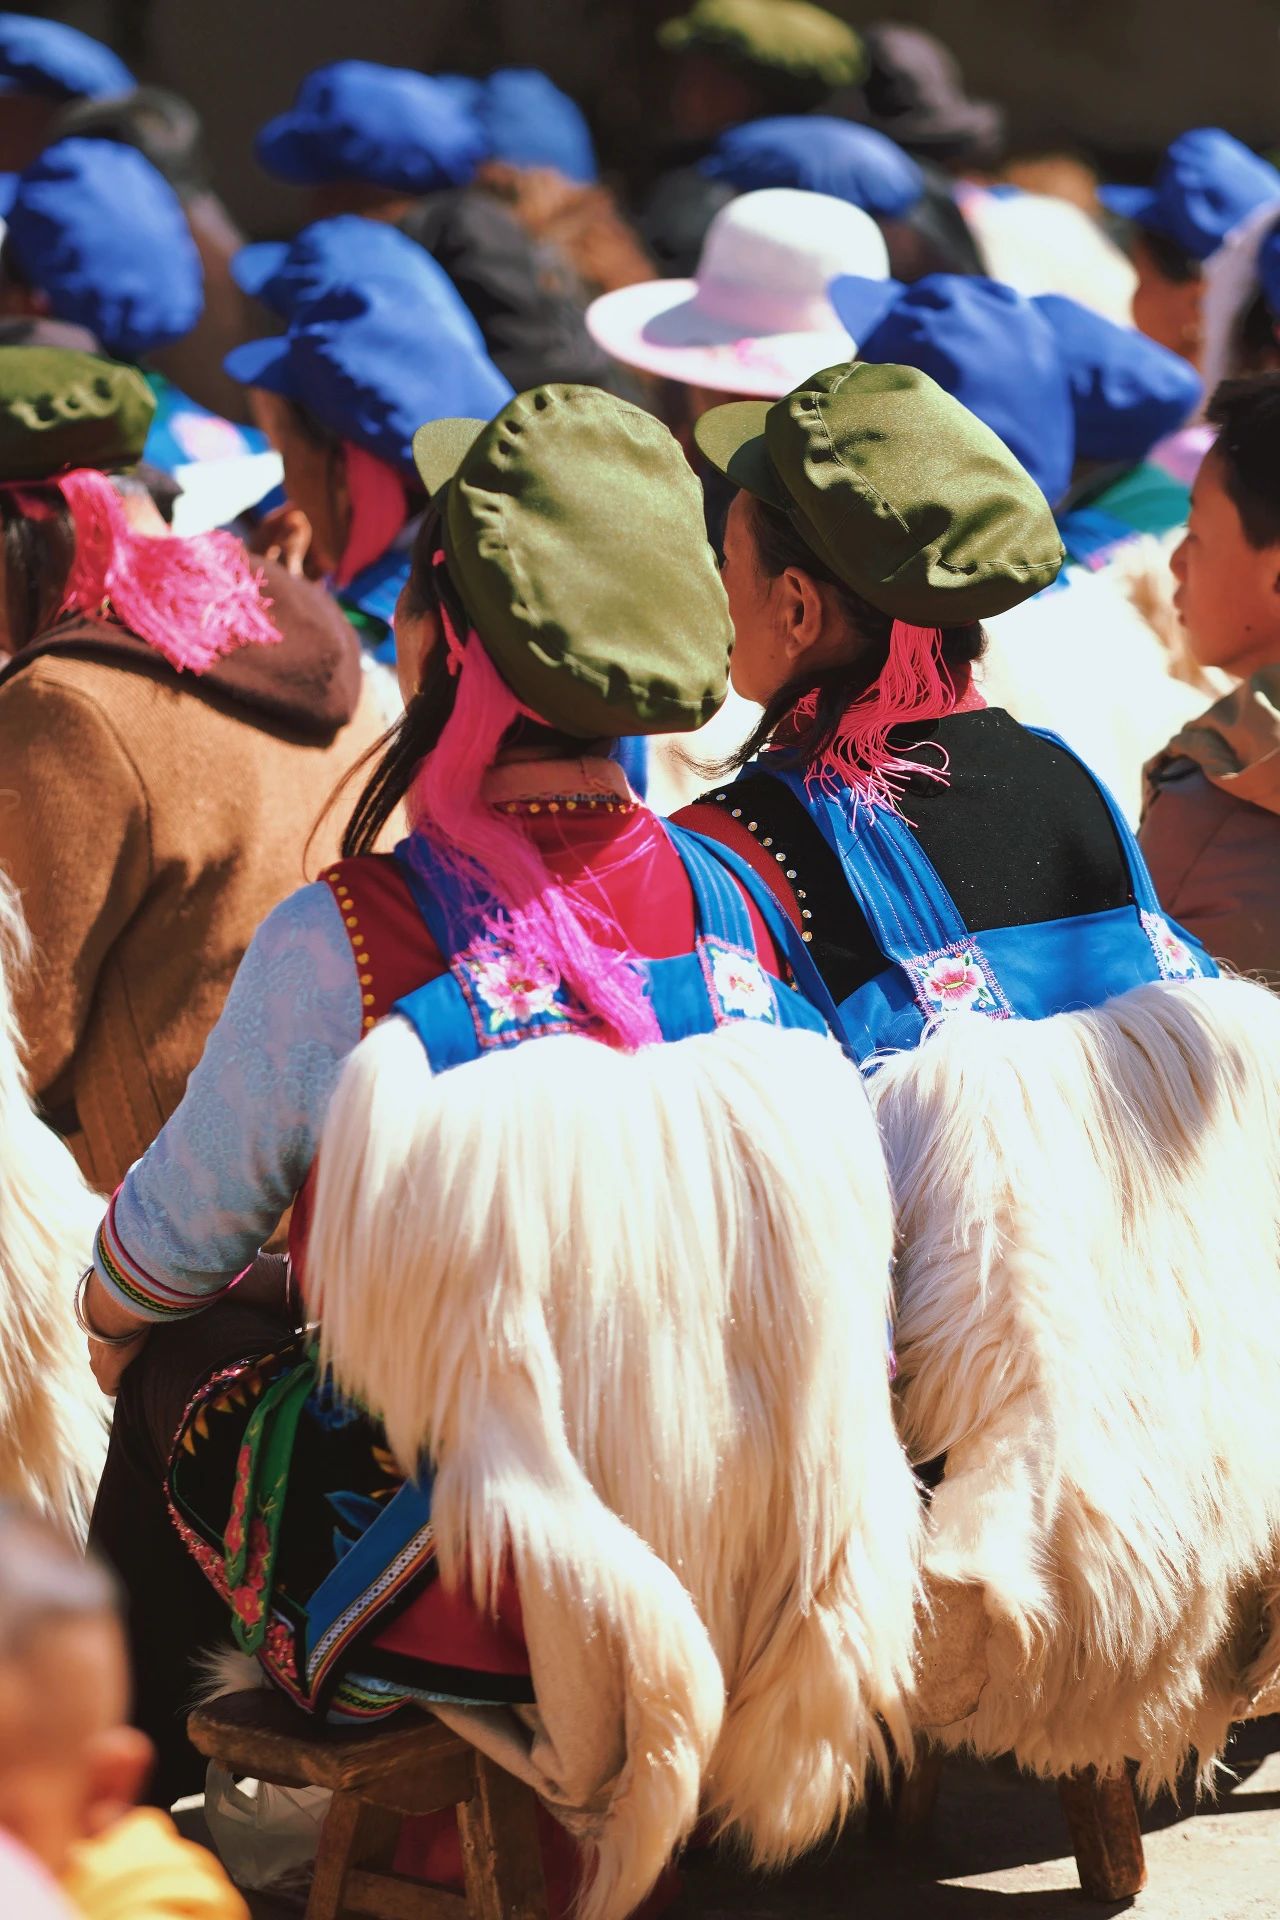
[408,602,660,1052]
[4,468,279,673]
[798,620,959,818]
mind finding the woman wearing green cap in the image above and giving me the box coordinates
[79,382,918,1914]
[676,358,1217,1054]
[678,362,1280,1796]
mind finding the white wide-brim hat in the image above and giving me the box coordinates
[587,187,890,397]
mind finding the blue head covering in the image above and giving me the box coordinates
[1259,218,1280,319]
[831,272,1075,502]
[1033,294,1203,466]
[256,61,485,193]
[1100,129,1280,263]
[473,69,597,184]
[4,137,202,360]
[0,13,132,99]
[703,115,924,220]
[223,251,512,475]
[232,215,434,318]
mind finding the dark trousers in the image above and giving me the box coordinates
[88,1281,296,1807]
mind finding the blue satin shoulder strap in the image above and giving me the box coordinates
[759,730,1164,968]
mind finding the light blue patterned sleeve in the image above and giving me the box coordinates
[93,883,364,1319]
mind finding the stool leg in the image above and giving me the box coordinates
[458,1753,548,1920]
[1058,1766,1147,1902]
[306,1790,400,1920]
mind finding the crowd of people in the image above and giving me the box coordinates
[1,4,1280,1916]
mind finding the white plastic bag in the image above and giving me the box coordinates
[202,1763,331,1893]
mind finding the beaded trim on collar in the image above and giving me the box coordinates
[710,788,815,943]
[499,794,638,816]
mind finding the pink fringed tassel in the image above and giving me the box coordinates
[800,621,957,818]
[57,469,280,673]
[409,619,660,1053]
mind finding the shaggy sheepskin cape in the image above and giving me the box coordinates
[308,1019,920,1920]
[0,871,106,1537]
[873,976,1280,1791]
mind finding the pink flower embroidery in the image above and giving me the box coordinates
[709,946,775,1021]
[1141,912,1202,981]
[264,1617,298,1683]
[467,941,567,1031]
[920,951,993,1011]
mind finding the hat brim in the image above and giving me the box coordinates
[693,400,790,508]
[232,241,289,303]
[828,272,904,343]
[255,116,329,186]
[586,279,853,398]
[1097,183,1160,228]
[412,416,488,498]
[223,335,296,395]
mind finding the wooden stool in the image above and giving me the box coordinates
[188,1689,549,1920]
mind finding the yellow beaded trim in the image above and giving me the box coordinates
[326,868,378,1032]
[499,795,637,817]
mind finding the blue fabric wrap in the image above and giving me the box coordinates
[759,728,1217,1066]
[390,820,830,1070]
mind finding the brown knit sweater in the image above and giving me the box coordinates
[0,561,388,1191]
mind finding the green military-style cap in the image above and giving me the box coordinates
[0,346,155,482]
[413,386,732,740]
[695,360,1064,624]
[659,0,866,88]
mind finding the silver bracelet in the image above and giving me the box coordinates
[74,1268,144,1347]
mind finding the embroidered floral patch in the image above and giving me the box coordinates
[700,938,779,1025]
[905,941,1012,1022]
[1141,911,1203,981]
[454,934,579,1050]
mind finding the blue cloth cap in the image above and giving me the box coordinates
[0,12,132,99]
[5,136,202,360]
[475,69,597,183]
[224,256,513,474]
[1033,293,1202,466]
[1259,217,1280,318]
[255,60,485,193]
[704,115,924,220]
[232,215,437,318]
[1099,128,1280,263]
[843,273,1076,503]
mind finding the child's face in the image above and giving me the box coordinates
[1171,450,1280,680]
[0,1614,150,1878]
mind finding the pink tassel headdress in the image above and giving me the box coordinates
[409,559,660,1052]
[5,468,280,672]
[792,621,964,818]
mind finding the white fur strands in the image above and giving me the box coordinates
[308,1020,920,1917]
[871,977,1280,1791]
[0,873,106,1538]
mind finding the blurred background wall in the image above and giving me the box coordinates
[21,0,1280,234]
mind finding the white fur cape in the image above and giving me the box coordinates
[873,977,1280,1791]
[0,872,106,1537]
[307,1019,920,1920]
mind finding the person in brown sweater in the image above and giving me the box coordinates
[0,346,387,1192]
[1141,373,1280,982]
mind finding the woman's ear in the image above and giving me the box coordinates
[778,565,832,666]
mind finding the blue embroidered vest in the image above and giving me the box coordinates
[720,728,1217,1068]
[391,819,830,1066]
